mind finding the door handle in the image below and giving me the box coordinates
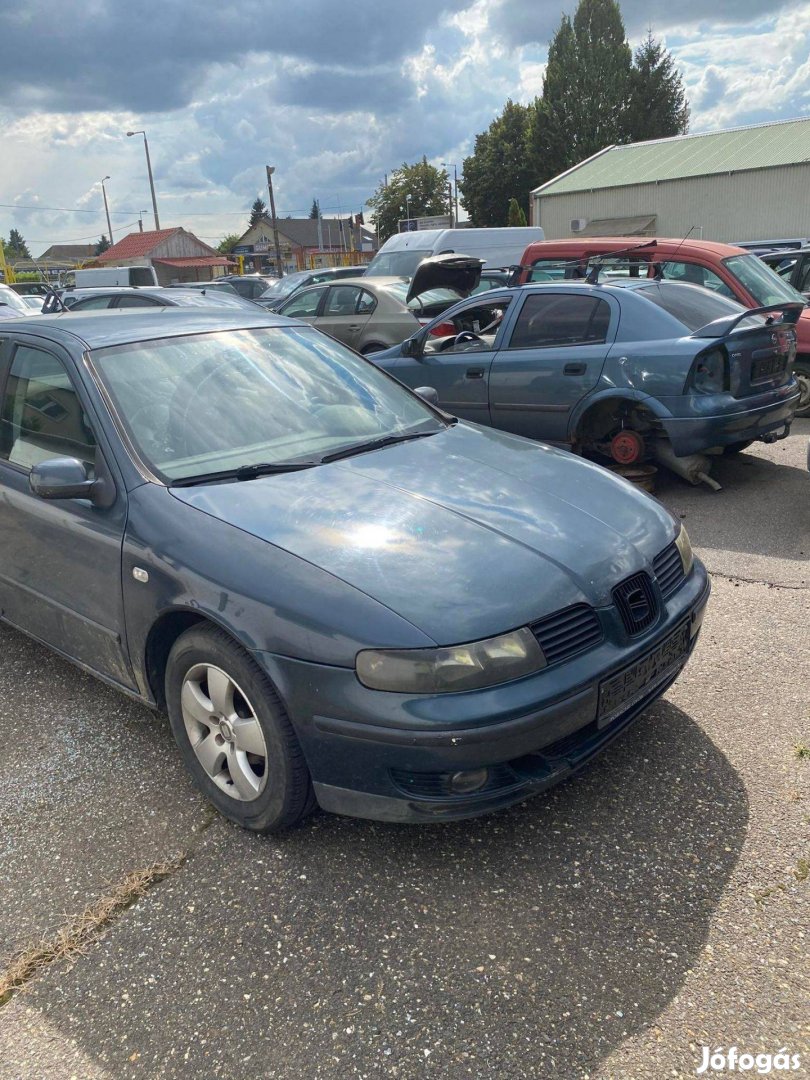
[465,367,485,379]
[564,362,587,375]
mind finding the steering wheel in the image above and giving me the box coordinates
[453,330,483,347]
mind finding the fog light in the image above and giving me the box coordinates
[448,768,490,794]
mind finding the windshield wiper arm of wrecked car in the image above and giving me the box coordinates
[319,428,441,464]
[171,460,321,486]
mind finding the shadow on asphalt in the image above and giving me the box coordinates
[25,699,749,1080]
[654,445,810,566]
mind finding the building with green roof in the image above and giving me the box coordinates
[530,116,810,244]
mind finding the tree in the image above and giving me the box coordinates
[249,197,267,227]
[6,228,30,259]
[309,199,320,219]
[94,235,111,256]
[627,31,689,142]
[217,234,241,255]
[367,157,450,243]
[528,0,632,187]
[460,100,535,226]
[507,198,527,227]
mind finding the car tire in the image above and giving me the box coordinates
[793,359,810,418]
[360,343,387,355]
[165,624,314,832]
[720,439,754,456]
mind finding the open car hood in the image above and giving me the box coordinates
[406,254,483,304]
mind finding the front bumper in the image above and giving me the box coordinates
[257,561,710,823]
[660,384,799,456]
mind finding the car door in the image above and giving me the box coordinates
[394,295,517,424]
[0,336,134,688]
[488,291,616,444]
[315,285,373,349]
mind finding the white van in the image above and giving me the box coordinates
[365,227,544,279]
[64,265,158,288]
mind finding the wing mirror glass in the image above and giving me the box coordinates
[29,457,111,506]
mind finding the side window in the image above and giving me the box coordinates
[280,289,323,318]
[116,295,162,308]
[796,257,810,293]
[529,259,584,282]
[508,294,611,350]
[324,286,363,316]
[0,346,96,473]
[658,261,735,299]
[424,300,512,355]
[71,295,114,310]
[356,289,377,315]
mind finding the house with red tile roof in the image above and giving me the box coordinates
[96,227,231,285]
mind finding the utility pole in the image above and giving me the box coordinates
[126,130,160,230]
[101,176,113,245]
[316,198,324,252]
[266,166,284,278]
[441,163,459,228]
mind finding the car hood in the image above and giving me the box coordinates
[170,424,676,645]
[406,254,483,304]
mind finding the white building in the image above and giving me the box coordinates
[530,116,810,244]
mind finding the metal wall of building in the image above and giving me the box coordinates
[533,163,810,242]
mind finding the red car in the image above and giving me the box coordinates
[516,238,810,415]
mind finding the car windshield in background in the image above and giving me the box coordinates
[365,249,433,278]
[259,272,311,300]
[634,284,746,332]
[91,326,439,482]
[724,254,807,307]
[0,287,30,314]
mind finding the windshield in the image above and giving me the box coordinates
[259,272,310,299]
[365,249,432,278]
[91,326,438,481]
[0,287,29,314]
[723,254,806,307]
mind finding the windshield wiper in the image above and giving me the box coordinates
[320,428,441,464]
[171,460,320,486]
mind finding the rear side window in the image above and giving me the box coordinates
[656,260,735,298]
[508,294,611,349]
[324,286,363,316]
[129,268,155,287]
[634,284,744,332]
[117,295,163,308]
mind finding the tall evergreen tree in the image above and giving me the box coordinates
[460,100,534,226]
[249,197,267,227]
[309,199,320,219]
[507,198,527,227]
[367,158,449,242]
[528,0,632,187]
[7,228,30,259]
[94,235,111,256]
[627,31,689,141]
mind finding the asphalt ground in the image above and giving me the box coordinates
[0,422,808,1080]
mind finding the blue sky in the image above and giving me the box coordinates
[0,0,807,255]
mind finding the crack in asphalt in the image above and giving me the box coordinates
[707,570,810,591]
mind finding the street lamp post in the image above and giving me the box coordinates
[406,193,412,230]
[101,176,113,245]
[265,166,284,278]
[441,163,459,227]
[126,130,160,230]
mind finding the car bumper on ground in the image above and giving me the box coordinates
[256,561,711,823]
[660,384,800,456]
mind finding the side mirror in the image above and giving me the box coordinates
[29,458,111,505]
[414,386,439,406]
[506,265,523,287]
[400,336,417,358]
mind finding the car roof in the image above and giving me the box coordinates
[522,237,749,259]
[3,309,298,350]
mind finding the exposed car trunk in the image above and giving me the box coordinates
[691,305,801,398]
[405,254,484,304]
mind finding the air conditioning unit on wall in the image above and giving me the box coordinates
[570,218,588,233]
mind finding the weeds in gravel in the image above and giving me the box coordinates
[794,743,810,760]
[794,858,809,882]
[0,856,185,1008]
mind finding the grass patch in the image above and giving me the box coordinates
[0,856,184,1007]
[794,858,809,882]
[794,743,810,761]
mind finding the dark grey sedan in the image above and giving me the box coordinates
[0,310,709,830]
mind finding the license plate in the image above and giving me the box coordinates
[751,354,786,381]
[598,622,690,728]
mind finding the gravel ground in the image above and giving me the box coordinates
[0,423,807,1079]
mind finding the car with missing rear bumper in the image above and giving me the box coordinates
[0,310,709,830]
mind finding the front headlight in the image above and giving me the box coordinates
[356,627,547,693]
[675,523,694,576]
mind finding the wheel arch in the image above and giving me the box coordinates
[570,389,673,443]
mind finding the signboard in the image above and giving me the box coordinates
[233,245,252,254]
[398,220,418,233]
[416,215,452,230]
[253,241,270,253]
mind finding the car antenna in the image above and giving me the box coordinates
[652,225,698,280]
[585,239,658,284]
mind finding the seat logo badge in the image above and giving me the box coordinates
[132,567,149,583]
